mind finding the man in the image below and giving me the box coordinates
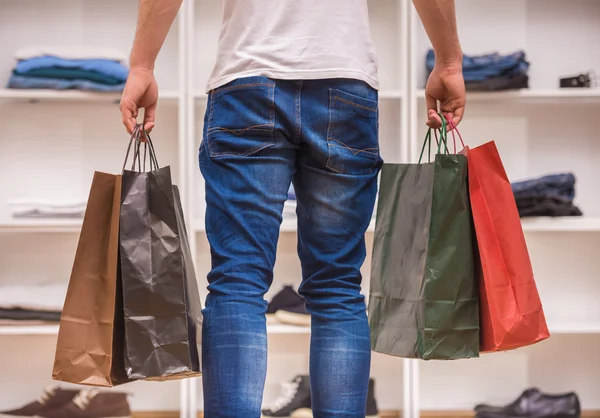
[120,1,465,417]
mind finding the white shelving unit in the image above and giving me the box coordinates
[0,0,598,417]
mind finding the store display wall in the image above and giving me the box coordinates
[0,0,598,416]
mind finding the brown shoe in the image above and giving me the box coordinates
[0,386,79,417]
[39,390,131,418]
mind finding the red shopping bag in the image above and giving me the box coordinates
[465,141,550,352]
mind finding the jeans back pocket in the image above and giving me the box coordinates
[326,88,380,175]
[206,77,276,158]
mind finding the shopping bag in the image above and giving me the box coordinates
[119,131,202,380]
[465,140,550,352]
[369,122,479,360]
[53,171,130,387]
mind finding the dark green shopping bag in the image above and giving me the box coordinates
[368,121,479,360]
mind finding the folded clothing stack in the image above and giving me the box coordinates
[9,199,86,219]
[7,46,128,92]
[426,49,530,91]
[0,282,67,324]
[512,173,582,217]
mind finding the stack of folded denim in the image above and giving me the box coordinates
[426,49,530,91]
[7,47,128,92]
[512,173,582,217]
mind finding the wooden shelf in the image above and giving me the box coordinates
[0,89,179,102]
[521,217,600,232]
[0,219,82,233]
[0,325,59,336]
[417,88,600,102]
[0,323,309,336]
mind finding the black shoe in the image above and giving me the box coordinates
[475,388,540,412]
[285,378,380,418]
[267,286,305,315]
[262,375,311,417]
[366,378,380,418]
[475,388,581,418]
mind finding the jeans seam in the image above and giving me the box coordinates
[295,81,303,142]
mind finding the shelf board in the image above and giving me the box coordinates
[0,219,82,233]
[267,323,310,335]
[0,325,59,336]
[521,217,600,232]
[195,90,402,101]
[549,322,600,334]
[0,323,309,337]
[3,217,595,234]
[0,321,597,337]
[0,89,179,102]
[417,88,600,102]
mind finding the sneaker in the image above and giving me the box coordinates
[274,303,310,327]
[39,390,131,418]
[0,386,79,417]
[262,375,311,417]
[288,378,380,418]
[267,286,305,315]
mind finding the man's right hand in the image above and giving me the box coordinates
[425,63,466,129]
[120,67,159,134]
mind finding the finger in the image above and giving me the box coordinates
[428,109,442,129]
[452,105,465,127]
[120,100,138,134]
[425,93,441,128]
[143,103,157,134]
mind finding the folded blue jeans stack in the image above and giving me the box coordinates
[7,47,129,92]
[426,49,530,91]
[512,173,582,217]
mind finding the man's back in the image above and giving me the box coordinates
[207,0,379,91]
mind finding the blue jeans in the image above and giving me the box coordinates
[199,77,381,418]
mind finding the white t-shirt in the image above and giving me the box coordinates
[206,0,379,92]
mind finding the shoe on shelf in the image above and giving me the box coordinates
[274,303,310,327]
[262,375,311,418]
[366,378,380,418]
[0,386,79,417]
[287,378,380,418]
[38,390,131,418]
[267,285,305,315]
[475,388,581,418]
[475,388,541,412]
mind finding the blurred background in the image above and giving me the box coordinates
[0,0,598,417]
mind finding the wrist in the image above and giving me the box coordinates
[129,63,155,74]
[435,53,463,70]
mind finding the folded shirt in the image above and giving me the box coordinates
[15,56,128,83]
[16,68,123,86]
[0,283,67,312]
[7,74,125,92]
[512,173,576,201]
[9,199,86,218]
[0,308,61,323]
[16,46,127,64]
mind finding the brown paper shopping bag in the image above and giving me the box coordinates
[52,171,130,387]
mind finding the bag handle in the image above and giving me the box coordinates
[122,124,160,173]
[418,113,449,164]
[445,115,465,153]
